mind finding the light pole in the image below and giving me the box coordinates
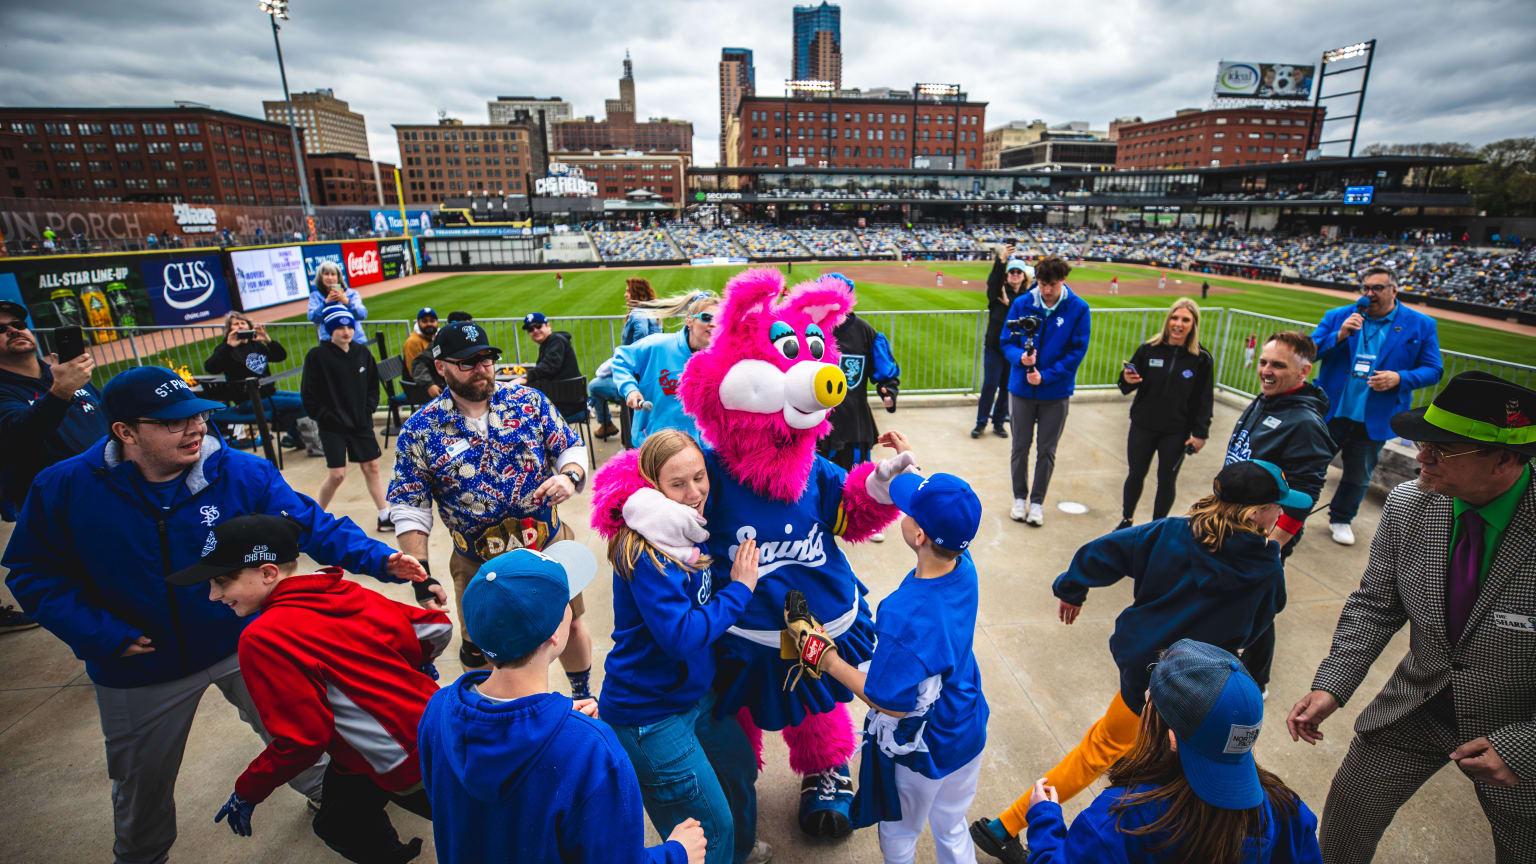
[259,0,315,237]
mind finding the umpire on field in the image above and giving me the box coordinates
[1288,372,1536,863]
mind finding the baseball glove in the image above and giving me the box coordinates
[781,590,838,691]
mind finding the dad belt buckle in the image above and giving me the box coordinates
[474,513,554,560]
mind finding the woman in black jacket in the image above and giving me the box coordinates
[1116,298,1214,530]
[204,311,306,442]
[973,243,1030,438]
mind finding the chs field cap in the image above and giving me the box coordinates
[321,305,356,336]
[888,471,982,552]
[521,311,549,331]
[167,514,302,586]
[463,541,597,661]
[416,307,438,321]
[103,366,223,424]
[1149,639,1265,810]
[1213,459,1312,509]
[430,320,501,362]
[1391,371,1536,458]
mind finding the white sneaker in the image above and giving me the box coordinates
[1026,503,1045,526]
[1329,522,1356,546]
[1010,499,1028,522]
[742,841,774,864]
[870,531,886,543]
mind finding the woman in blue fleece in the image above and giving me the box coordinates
[1024,639,1322,863]
[600,428,768,864]
[611,292,719,445]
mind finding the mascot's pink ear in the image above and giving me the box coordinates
[719,267,788,324]
[786,276,856,332]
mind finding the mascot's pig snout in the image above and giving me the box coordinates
[720,359,847,430]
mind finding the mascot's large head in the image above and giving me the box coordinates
[681,267,853,502]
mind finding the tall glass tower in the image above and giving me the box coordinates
[792,2,841,85]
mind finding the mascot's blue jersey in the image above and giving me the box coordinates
[702,448,864,632]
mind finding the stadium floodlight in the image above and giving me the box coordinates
[786,79,837,93]
[257,0,288,19]
[915,83,961,97]
[1322,42,1371,63]
[257,0,313,228]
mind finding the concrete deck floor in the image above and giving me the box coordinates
[0,398,1496,863]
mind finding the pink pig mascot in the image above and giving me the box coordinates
[591,268,913,838]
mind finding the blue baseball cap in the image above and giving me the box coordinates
[321,304,356,336]
[888,471,981,552]
[416,307,438,321]
[103,366,223,424]
[1214,459,1312,510]
[824,272,855,293]
[521,311,549,331]
[1149,639,1265,810]
[1005,259,1032,274]
[463,541,597,662]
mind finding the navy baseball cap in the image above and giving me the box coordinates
[521,311,549,331]
[167,514,302,586]
[1149,639,1265,810]
[1214,459,1312,510]
[463,541,597,662]
[0,299,28,321]
[103,366,223,424]
[430,320,501,362]
[416,307,438,321]
[889,471,981,552]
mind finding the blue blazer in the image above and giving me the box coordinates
[1310,301,1442,441]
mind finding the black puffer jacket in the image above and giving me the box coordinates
[1224,382,1336,522]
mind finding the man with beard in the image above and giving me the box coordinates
[1223,330,1336,695]
[405,308,445,398]
[386,321,595,696]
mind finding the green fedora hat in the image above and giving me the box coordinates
[1391,371,1536,458]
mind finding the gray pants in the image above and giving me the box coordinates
[93,652,327,864]
[1008,395,1070,503]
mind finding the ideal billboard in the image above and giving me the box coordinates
[139,254,232,325]
[230,245,307,311]
[342,240,383,287]
[1213,61,1315,101]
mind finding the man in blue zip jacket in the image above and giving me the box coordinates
[2,365,433,864]
[1309,267,1442,547]
[1000,255,1091,527]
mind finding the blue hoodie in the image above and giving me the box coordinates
[0,362,108,508]
[1025,784,1322,863]
[599,550,753,727]
[611,328,699,445]
[417,674,685,864]
[1053,517,1282,711]
[2,432,397,688]
[1001,284,1091,401]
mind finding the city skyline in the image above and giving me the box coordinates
[0,0,1531,169]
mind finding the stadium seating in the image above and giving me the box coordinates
[665,222,742,257]
[730,225,807,257]
[591,228,680,262]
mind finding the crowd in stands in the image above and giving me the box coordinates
[729,225,805,257]
[590,228,679,262]
[912,225,986,252]
[857,226,926,254]
[665,221,742,257]
[791,228,865,256]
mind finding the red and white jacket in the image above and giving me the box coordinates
[234,568,451,803]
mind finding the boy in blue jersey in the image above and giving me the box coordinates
[816,471,989,864]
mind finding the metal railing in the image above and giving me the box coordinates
[45,309,1536,405]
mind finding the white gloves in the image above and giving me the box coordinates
[622,487,708,564]
[865,451,918,505]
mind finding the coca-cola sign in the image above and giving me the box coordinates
[342,240,382,286]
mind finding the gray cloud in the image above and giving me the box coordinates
[1,0,1531,168]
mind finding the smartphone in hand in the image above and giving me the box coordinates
[56,325,86,361]
[1122,361,1138,375]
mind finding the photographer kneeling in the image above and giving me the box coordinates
[1001,255,1091,527]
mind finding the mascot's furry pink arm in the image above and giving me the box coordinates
[590,268,903,833]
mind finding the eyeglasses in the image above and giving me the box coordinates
[1359,282,1392,294]
[450,355,497,372]
[1415,441,1485,462]
[0,320,28,333]
[136,411,212,435]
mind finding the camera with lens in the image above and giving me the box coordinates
[1005,315,1041,335]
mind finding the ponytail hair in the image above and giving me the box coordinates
[606,429,713,580]
[1184,493,1269,554]
[630,290,719,321]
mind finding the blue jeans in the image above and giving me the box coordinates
[976,343,1010,426]
[588,373,620,426]
[1327,417,1383,524]
[610,691,758,864]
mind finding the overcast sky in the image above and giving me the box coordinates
[1,0,1531,168]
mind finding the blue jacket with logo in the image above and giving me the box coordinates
[2,432,399,688]
[611,329,699,445]
[1309,301,1442,441]
[0,363,108,508]
[1001,285,1091,401]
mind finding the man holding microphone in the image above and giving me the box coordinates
[1310,266,1442,546]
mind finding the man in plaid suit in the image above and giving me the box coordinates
[1287,371,1536,863]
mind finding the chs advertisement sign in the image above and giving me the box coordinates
[140,254,232,324]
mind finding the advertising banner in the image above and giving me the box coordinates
[1213,61,1315,101]
[341,240,383,287]
[0,256,158,338]
[230,245,307,311]
[139,254,232,325]
[301,243,342,286]
[370,209,433,234]
[377,239,413,280]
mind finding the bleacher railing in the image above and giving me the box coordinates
[44,310,1535,406]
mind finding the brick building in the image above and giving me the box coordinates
[553,53,694,158]
[550,151,688,204]
[263,89,370,159]
[306,152,398,207]
[0,105,302,205]
[1114,106,1321,170]
[394,116,544,206]
[735,91,986,169]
